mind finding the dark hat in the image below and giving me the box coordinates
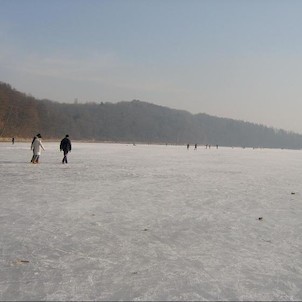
[37,133,42,138]
[65,134,69,137]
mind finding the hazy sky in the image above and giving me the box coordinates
[1,0,302,133]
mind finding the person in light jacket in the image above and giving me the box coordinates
[31,134,45,164]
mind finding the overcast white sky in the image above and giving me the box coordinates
[1,0,302,133]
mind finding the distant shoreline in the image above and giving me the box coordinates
[0,137,135,144]
[1,138,301,151]
[0,137,179,146]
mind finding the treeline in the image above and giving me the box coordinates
[1,81,302,149]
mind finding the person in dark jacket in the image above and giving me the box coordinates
[30,135,37,162]
[60,134,72,164]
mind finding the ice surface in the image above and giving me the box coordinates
[1,142,302,301]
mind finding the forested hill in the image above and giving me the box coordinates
[1,81,302,149]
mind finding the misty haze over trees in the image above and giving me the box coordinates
[1,81,302,149]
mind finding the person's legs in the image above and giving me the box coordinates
[65,151,68,163]
[62,150,68,163]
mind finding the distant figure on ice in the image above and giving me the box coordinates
[60,134,72,164]
[31,134,45,164]
[12,137,15,145]
[187,144,190,150]
[194,143,197,150]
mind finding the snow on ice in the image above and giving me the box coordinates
[0,142,302,300]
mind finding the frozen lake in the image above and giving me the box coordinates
[1,142,302,301]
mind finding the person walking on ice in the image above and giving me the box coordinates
[30,135,37,162]
[60,134,72,164]
[31,134,45,164]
